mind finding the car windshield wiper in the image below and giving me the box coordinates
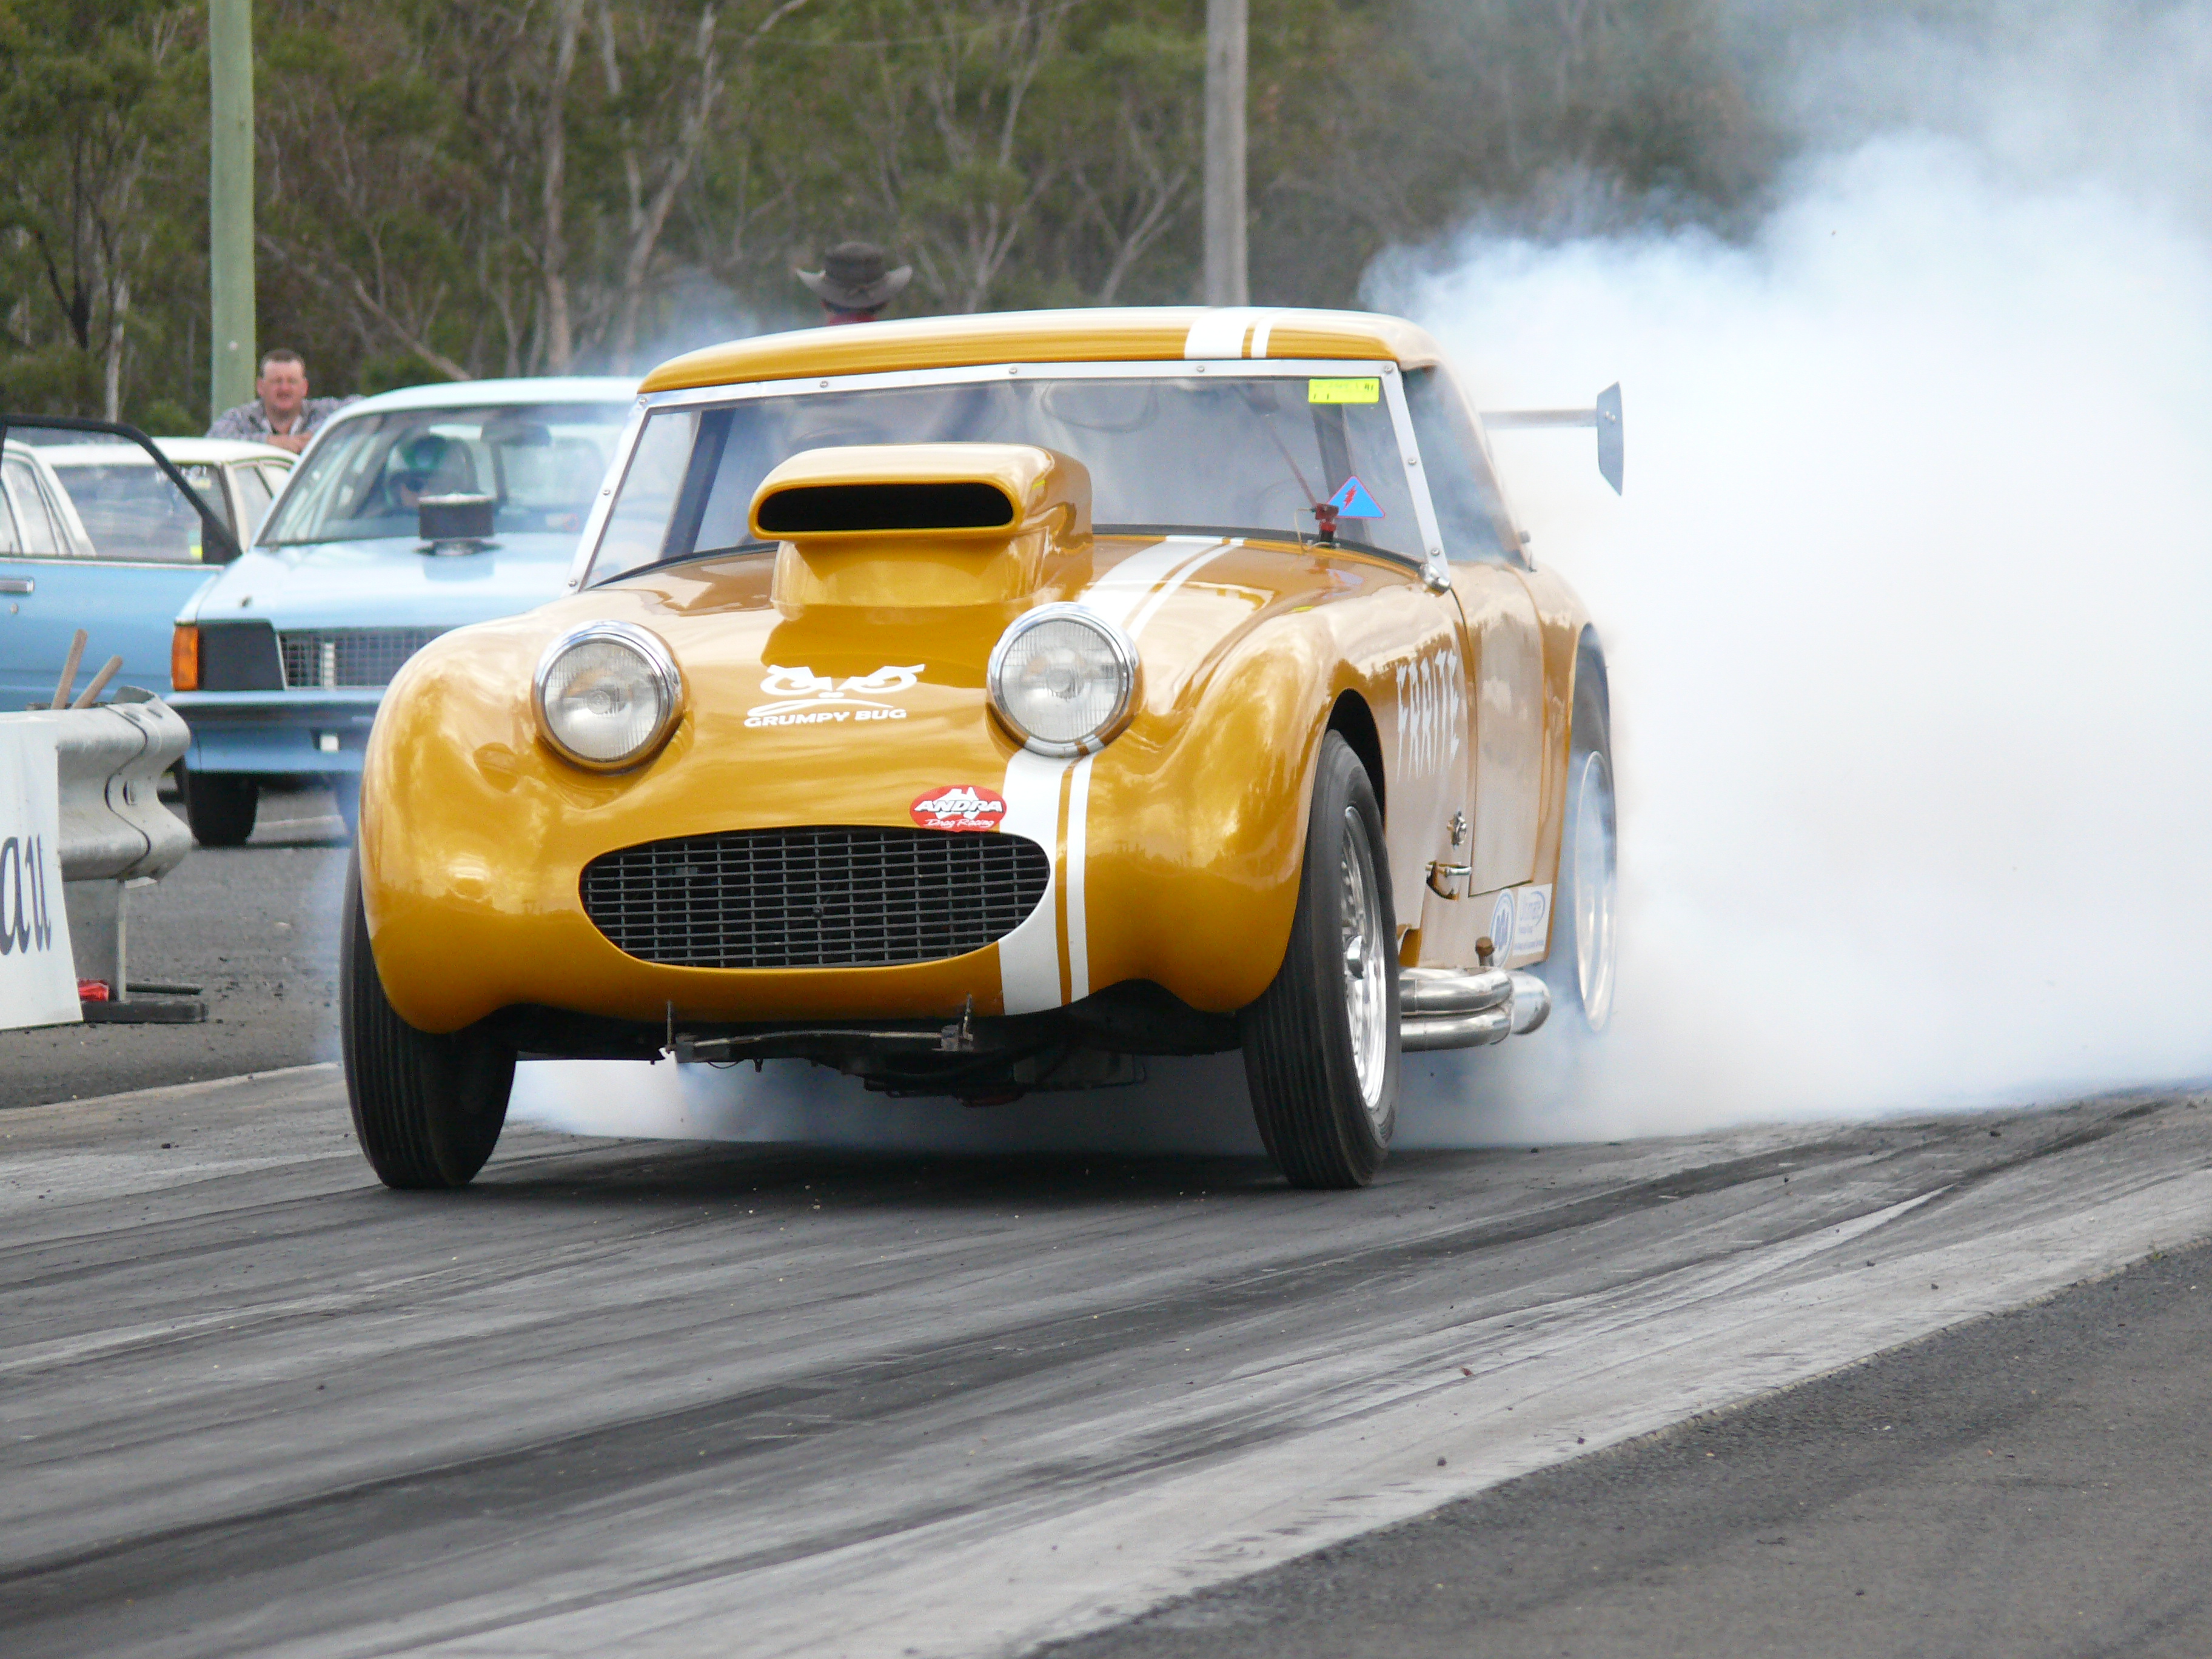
[1094,524,1418,566]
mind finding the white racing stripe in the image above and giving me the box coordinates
[995,538,1233,1013]
[995,750,1075,1015]
[1182,307,1289,360]
[1083,535,1228,634]
[1181,308,1263,359]
[1062,756,1096,1002]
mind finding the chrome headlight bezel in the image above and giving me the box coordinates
[985,603,1141,759]
[532,620,684,772]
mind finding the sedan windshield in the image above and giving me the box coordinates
[588,369,1423,582]
[259,403,631,547]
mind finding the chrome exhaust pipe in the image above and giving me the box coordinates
[1397,967,1551,1050]
[1399,967,1511,1051]
[1403,1006,1512,1050]
[1401,967,1511,1015]
[1506,971,1551,1034]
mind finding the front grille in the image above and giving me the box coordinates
[278,628,447,689]
[581,826,1052,969]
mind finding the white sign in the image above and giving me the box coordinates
[0,722,79,1029]
[1511,883,1555,959]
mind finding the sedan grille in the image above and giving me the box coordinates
[581,826,1052,970]
[279,628,447,689]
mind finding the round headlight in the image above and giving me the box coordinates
[987,604,1139,757]
[534,622,683,769]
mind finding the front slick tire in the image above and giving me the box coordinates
[1241,731,1401,1190]
[340,852,513,1189]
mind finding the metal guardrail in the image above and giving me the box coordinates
[1,691,199,1024]
[30,690,194,883]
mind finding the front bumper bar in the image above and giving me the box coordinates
[167,689,384,776]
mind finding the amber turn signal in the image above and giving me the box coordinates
[170,625,199,692]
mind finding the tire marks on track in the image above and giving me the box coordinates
[3,1079,2209,1659]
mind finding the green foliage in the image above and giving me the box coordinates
[0,0,206,419]
[0,0,1777,416]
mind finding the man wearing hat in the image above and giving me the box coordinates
[797,241,912,324]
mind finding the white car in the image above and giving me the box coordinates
[39,437,294,555]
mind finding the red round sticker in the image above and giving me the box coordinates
[910,785,1008,832]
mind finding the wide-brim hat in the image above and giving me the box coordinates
[797,241,913,310]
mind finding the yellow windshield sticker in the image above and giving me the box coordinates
[1308,377,1381,404]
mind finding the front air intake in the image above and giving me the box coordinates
[755,480,1017,536]
[580,825,1051,969]
[279,628,447,689]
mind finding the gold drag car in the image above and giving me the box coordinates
[342,307,1620,1190]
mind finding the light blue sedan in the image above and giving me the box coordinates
[168,378,636,843]
[0,434,288,709]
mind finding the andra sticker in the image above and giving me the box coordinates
[911,785,1008,832]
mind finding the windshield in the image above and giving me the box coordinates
[259,403,630,547]
[49,459,213,562]
[586,369,1424,582]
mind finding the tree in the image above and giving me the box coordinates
[0,0,1786,411]
[0,0,202,418]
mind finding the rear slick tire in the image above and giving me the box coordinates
[1240,731,1401,1190]
[340,852,513,1189]
[1540,667,1617,1033]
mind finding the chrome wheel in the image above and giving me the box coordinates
[1339,805,1391,1126]
[1569,749,1617,1031]
[1239,731,1397,1188]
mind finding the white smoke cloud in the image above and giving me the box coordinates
[511,1053,1265,1155]
[1383,4,2212,1140]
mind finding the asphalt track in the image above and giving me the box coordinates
[7,1067,2212,1658]
[0,789,349,1111]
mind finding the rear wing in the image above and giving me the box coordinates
[1481,383,1624,495]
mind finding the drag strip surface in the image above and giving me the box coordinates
[4,1076,2211,1658]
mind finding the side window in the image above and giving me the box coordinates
[63,463,209,562]
[2,460,59,555]
[0,478,20,553]
[1401,366,1519,566]
[230,463,276,542]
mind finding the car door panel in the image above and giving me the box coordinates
[1398,364,1549,964]
[1456,568,1545,890]
[0,445,219,708]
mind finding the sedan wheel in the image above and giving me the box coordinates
[181,769,258,847]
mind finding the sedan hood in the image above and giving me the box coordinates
[182,534,582,631]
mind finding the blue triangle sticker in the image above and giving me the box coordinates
[1327,476,1384,517]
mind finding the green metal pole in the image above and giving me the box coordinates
[1202,0,1248,307]
[209,0,255,420]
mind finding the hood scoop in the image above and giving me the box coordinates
[753,443,1089,609]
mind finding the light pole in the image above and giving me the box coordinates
[209,0,255,419]
[1203,0,1248,306]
